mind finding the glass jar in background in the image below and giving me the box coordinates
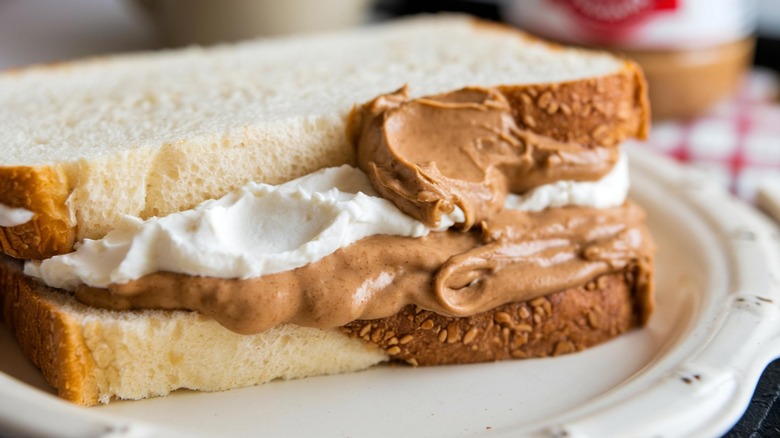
[503,0,758,120]
[133,0,372,47]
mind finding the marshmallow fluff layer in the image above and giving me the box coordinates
[26,154,629,290]
[505,150,629,212]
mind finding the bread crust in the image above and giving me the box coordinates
[498,63,649,148]
[0,165,74,259]
[0,257,96,404]
[342,266,652,365]
[471,17,650,145]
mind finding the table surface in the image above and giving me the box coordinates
[1,1,779,437]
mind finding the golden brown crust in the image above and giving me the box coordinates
[497,64,649,148]
[0,257,98,405]
[469,17,650,145]
[342,267,652,366]
[0,165,74,260]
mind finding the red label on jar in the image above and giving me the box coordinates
[554,0,678,39]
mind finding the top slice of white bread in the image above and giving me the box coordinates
[0,14,648,259]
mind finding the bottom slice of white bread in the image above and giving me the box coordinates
[1,249,652,406]
[0,256,388,405]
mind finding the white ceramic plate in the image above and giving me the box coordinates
[1,145,779,438]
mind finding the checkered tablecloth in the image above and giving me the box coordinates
[636,68,780,202]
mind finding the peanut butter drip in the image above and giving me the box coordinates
[75,203,653,335]
[350,86,619,229]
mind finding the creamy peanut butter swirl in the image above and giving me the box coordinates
[76,203,651,335]
[351,86,619,229]
[73,86,654,335]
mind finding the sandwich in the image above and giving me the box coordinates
[0,15,654,406]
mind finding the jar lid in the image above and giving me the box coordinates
[504,0,758,50]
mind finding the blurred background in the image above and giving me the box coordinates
[5,0,778,204]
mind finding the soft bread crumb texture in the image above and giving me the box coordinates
[0,17,623,166]
[82,318,386,404]
[0,256,386,405]
[0,15,648,259]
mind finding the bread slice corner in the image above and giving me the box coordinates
[0,256,388,406]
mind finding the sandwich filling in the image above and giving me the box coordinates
[25,86,654,336]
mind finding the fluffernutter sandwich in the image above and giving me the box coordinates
[0,15,654,405]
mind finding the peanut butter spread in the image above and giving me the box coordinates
[351,86,620,229]
[74,86,654,335]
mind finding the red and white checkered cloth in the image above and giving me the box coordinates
[636,68,780,202]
